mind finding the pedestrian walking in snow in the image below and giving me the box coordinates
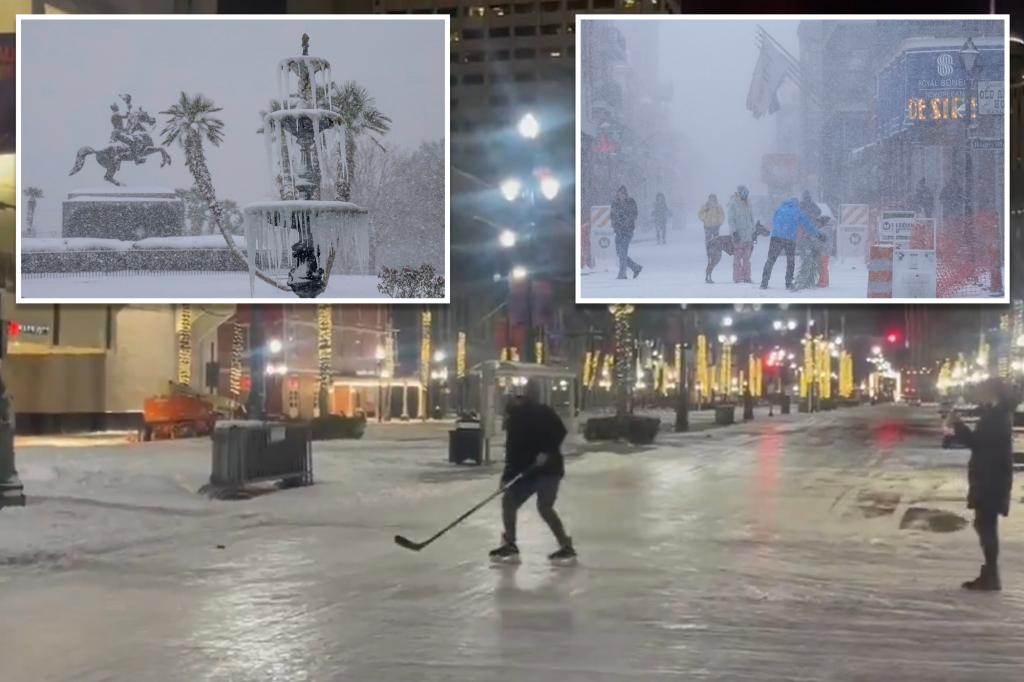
[760,197,824,290]
[913,178,935,219]
[652,192,672,245]
[611,185,643,280]
[698,193,726,283]
[948,378,1015,591]
[489,382,576,566]
[727,185,756,283]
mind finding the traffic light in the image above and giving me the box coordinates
[886,330,901,345]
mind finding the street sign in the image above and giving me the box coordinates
[878,210,915,247]
[977,80,1004,116]
[837,224,867,261]
[892,248,937,298]
[590,205,615,269]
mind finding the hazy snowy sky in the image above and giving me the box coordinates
[615,19,800,215]
[20,18,446,235]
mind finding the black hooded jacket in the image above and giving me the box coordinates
[953,400,1014,516]
[502,397,567,482]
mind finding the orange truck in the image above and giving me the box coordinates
[142,383,217,440]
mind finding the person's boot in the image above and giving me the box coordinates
[632,264,643,279]
[759,282,769,290]
[489,535,520,564]
[548,538,577,566]
[705,272,713,284]
[962,564,1001,591]
[616,269,628,280]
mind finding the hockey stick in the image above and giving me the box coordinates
[394,469,531,552]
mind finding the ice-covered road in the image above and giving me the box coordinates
[4,406,1024,681]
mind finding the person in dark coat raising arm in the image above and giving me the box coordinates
[490,381,576,565]
[949,378,1016,591]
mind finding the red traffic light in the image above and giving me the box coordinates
[886,331,900,344]
[7,321,21,338]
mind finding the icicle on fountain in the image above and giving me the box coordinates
[243,34,371,298]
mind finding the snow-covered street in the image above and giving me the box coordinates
[4,405,1024,681]
[582,231,868,300]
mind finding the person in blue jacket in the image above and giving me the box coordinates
[759,197,826,290]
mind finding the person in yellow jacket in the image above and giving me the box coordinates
[698,194,726,283]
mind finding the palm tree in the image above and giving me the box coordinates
[327,81,392,201]
[174,186,207,235]
[162,92,287,292]
[22,186,43,237]
[217,199,243,233]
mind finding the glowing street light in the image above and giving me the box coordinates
[773,320,783,331]
[374,345,386,361]
[433,349,447,363]
[500,178,522,202]
[787,319,798,330]
[499,229,517,248]
[517,112,540,139]
[723,315,734,327]
[539,174,560,200]
[511,265,528,280]
[268,338,283,354]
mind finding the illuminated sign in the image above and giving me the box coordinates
[905,96,976,122]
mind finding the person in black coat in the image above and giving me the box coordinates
[611,185,643,280]
[489,381,575,564]
[949,378,1016,591]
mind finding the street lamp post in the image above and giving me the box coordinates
[675,306,690,432]
[247,306,267,421]
[375,344,386,423]
[0,302,25,508]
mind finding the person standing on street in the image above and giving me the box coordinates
[949,378,1015,591]
[652,192,672,246]
[698,193,726,283]
[727,185,756,283]
[611,185,643,280]
[489,381,576,565]
[760,197,824,290]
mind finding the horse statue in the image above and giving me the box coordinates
[68,96,172,186]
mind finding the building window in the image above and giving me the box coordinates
[566,0,586,8]
[451,51,459,63]
[541,0,561,11]
[490,3,511,15]
[514,25,536,37]
[463,51,485,63]
[549,50,562,58]
[514,1,536,12]
[592,0,614,6]
[566,23,575,33]
[467,5,487,16]
[490,95,510,107]
[491,73,513,83]
[462,28,484,40]
[514,72,537,82]
[462,73,486,85]
[515,48,537,59]
[489,26,511,38]
[623,0,636,7]
[541,24,560,35]
[491,49,511,61]
[451,30,460,43]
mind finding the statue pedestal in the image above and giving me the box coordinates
[62,187,185,241]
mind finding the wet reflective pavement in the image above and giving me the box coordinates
[4,405,1024,681]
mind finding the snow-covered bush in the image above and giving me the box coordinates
[377,264,445,298]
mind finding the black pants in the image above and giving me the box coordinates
[502,474,570,547]
[655,222,667,245]
[615,231,640,276]
[761,237,796,288]
[974,508,999,567]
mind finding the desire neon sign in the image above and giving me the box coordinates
[906,96,977,122]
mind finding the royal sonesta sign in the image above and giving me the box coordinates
[877,40,1004,139]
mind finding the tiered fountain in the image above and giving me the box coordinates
[243,34,371,298]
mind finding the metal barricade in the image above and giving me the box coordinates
[207,421,312,496]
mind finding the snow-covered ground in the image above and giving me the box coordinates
[19,271,384,300]
[582,230,869,300]
[4,406,1024,680]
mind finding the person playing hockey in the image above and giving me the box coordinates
[490,381,576,566]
